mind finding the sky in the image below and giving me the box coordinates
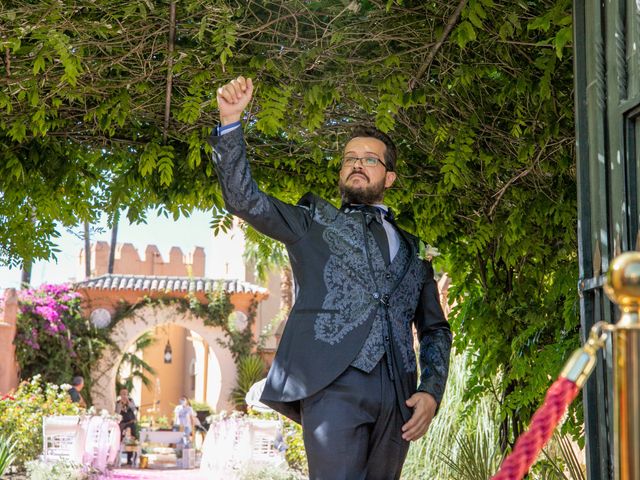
[0,210,217,290]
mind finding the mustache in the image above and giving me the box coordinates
[348,170,369,182]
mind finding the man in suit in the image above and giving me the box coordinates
[210,76,452,480]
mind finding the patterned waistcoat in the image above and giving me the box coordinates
[350,228,412,373]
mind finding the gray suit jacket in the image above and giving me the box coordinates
[209,127,452,423]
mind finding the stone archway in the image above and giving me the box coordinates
[90,303,236,414]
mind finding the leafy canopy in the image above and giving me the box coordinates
[1,0,577,443]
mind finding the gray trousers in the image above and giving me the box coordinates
[300,356,410,480]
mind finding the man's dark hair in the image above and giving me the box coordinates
[347,125,397,171]
[71,376,84,386]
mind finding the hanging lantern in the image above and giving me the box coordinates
[163,340,173,364]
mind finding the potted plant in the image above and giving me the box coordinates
[139,446,150,469]
[155,415,171,431]
[138,415,152,429]
[190,399,213,428]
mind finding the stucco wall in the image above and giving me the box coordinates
[0,289,19,394]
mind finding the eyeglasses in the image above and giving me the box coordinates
[341,156,387,169]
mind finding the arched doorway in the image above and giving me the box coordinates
[90,303,235,414]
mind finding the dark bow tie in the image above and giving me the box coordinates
[341,204,394,224]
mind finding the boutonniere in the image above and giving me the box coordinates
[418,240,440,261]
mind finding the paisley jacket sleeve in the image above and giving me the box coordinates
[208,126,312,244]
[414,260,452,405]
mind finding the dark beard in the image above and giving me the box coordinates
[339,175,386,205]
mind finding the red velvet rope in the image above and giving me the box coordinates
[491,377,580,480]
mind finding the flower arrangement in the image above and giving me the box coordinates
[418,240,440,262]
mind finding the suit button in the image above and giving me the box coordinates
[382,294,390,303]
[385,273,391,280]
[373,292,380,299]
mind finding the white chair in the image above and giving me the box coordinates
[42,416,82,463]
[248,418,286,467]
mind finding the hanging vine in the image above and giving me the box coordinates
[108,287,258,368]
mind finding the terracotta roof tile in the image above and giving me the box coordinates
[75,274,268,296]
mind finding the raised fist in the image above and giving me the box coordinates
[217,76,254,125]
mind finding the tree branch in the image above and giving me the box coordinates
[163,1,176,143]
[4,48,10,78]
[408,0,467,91]
[488,140,549,218]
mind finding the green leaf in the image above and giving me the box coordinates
[157,156,174,186]
[3,155,24,180]
[456,21,477,48]
[33,55,46,75]
[8,120,27,142]
[554,26,573,59]
[499,22,514,40]
[330,31,345,46]
[256,85,293,136]
[528,16,551,32]
[187,134,202,169]
[139,144,158,177]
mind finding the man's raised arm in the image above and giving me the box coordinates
[209,76,311,244]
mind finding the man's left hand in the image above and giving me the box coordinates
[401,392,437,441]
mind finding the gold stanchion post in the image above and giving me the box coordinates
[604,252,640,480]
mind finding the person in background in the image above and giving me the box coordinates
[115,388,138,466]
[67,376,86,407]
[173,396,196,439]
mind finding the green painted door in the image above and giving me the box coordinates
[575,0,640,478]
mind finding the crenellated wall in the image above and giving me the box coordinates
[79,242,206,279]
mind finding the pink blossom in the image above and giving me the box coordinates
[34,305,60,322]
[16,283,80,348]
